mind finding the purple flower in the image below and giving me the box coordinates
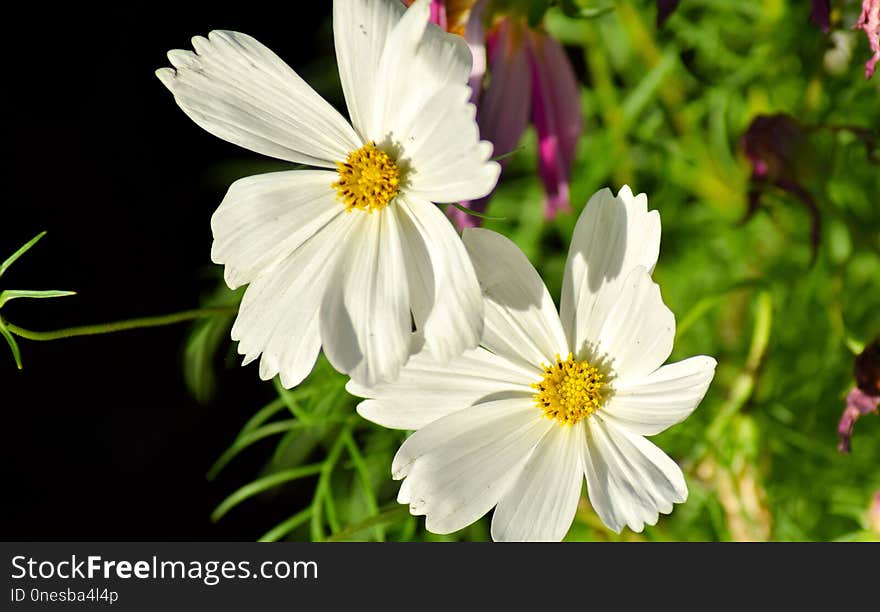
[425,5,582,229]
[811,0,831,34]
[838,388,880,453]
[854,0,880,79]
[740,114,821,261]
[838,338,880,453]
[526,28,582,222]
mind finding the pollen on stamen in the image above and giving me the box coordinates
[332,142,400,213]
[531,353,606,426]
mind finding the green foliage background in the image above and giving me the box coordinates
[185,0,880,542]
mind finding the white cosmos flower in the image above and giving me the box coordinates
[156,0,500,387]
[349,186,717,541]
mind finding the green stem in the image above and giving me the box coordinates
[324,505,409,543]
[342,431,385,541]
[310,422,353,542]
[705,291,773,444]
[4,306,236,341]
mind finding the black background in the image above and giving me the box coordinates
[1,2,335,539]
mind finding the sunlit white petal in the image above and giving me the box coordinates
[320,207,412,386]
[157,30,360,167]
[491,422,584,542]
[560,186,660,356]
[463,227,568,369]
[605,356,717,436]
[232,212,352,388]
[393,399,552,535]
[211,171,342,289]
[364,0,499,201]
[595,266,674,385]
[350,345,536,430]
[398,196,483,363]
[333,0,406,141]
[582,415,688,533]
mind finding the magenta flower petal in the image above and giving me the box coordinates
[838,387,880,453]
[429,0,448,30]
[526,30,582,220]
[870,492,880,534]
[478,19,532,162]
[810,0,830,34]
[855,0,880,79]
[464,0,488,105]
[450,18,532,230]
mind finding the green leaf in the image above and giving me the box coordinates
[211,463,323,522]
[325,506,410,542]
[342,432,384,541]
[0,322,22,369]
[239,397,288,438]
[258,508,313,543]
[0,232,46,280]
[621,50,678,123]
[527,0,551,26]
[207,419,303,480]
[557,0,615,19]
[310,428,350,542]
[182,283,242,404]
[0,289,76,310]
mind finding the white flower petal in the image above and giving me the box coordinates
[596,266,674,384]
[157,30,360,167]
[232,213,352,389]
[332,0,406,142]
[320,207,412,386]
[491,422,584,542]
[393,398,552,535]
[350,345,536,430]
[398,196,483,363]
[604,356,717,436]
[371,0,466,137]
[463,228,569,370]
[402,86,501,203]
[210,170,342,289]
[360,0,498,202]
[582,415,687,533]
[560,186,661,356]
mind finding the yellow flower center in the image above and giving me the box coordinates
[332,142,400,213]
[532,353,605,426]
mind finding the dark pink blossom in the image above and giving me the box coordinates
[838,388,880,453]
[854,0,880,79]
[838,339,880,453]
[740,114,821,261]
[811,0,831,33]
[429,0,448,30]
[526,30,582,220]
[423,4,582,229]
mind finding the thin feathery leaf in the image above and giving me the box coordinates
[0,232,46,279]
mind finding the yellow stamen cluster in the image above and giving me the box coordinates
[532,353,605,426]
[332,142,400,213]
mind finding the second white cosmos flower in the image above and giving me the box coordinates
[157,0,500,387]
[349,186,717,540]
